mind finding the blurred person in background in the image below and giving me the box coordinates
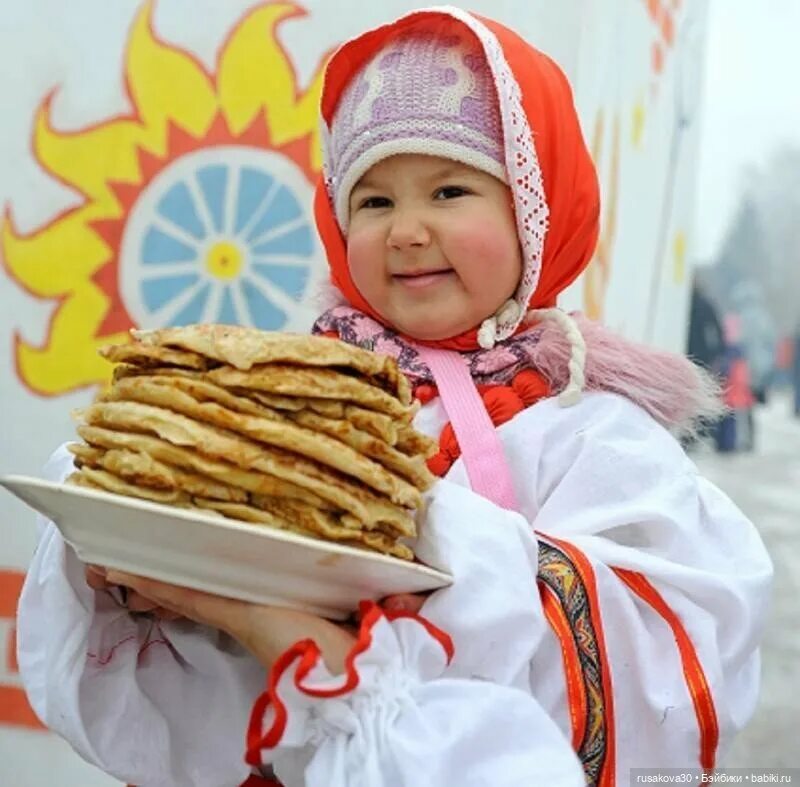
[715,314,756,452]
[684,282,726,449]
[687,282,726,375]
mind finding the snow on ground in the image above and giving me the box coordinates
[691,391,800,767]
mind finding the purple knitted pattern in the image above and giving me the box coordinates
[327,23,504,220]
[335,123,501,192]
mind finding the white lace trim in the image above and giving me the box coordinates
[438,6,549,344]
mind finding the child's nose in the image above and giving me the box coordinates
[386,209,431,250]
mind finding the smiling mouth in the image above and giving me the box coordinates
[393,269,454,289]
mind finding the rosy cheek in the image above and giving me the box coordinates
[447,226,505,274]
[346,231,381,288]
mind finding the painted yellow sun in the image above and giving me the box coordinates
[1,1,326,396]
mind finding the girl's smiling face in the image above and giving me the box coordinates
[346,154,522,341]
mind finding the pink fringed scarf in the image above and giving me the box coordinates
[313,305,724,439]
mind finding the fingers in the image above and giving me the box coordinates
[105,571,248,633]
[104,571,182,611]
[84,566,184,620]
[126,591,160,614]
[84,564,110,591]
[153,608,184,622]
[103,572,359,670]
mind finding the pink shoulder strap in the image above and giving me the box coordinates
[416,346,520,512]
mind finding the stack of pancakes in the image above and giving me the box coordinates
[67,325,437,561]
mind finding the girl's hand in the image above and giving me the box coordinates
[103,570,357,674]
[84,565,183,620]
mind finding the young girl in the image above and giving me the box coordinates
[17,8,772,787]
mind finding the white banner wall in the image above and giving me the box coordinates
[0,1,706,783]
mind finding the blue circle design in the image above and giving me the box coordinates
[137,160,314,329]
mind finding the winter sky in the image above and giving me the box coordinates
[693,0,800,262]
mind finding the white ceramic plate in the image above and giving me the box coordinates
[1,474,451,620]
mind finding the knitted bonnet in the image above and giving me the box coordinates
[325,20,506,233]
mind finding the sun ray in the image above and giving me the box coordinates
[218,3,303,135]
[290,69,326,173]
[16,285,128,395]
[217,2,324,170]
[127,0,218,150]
[2,210,109,297]
[34,98,143,211]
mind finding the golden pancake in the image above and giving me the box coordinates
[342,405,398,444]
[243,389,345,418]
[113,365,390,426]
[114,375,285,421]
[68,443,249,503]
[193,498,414,561]
[100,343,210,371]
[111,365,415,447]
[395,424,438,458]
[106,377,421,507]
[68,467,192,505]
[113,364,341,417]
[289,409,434,489]
[132,325,411,404]
[67,442,105,466]
[76,425,332,509]
[113,365,205,383]
[207,365,412,419]
[71,436,415,539]
[249,493,416,539]
[76,401,416,531]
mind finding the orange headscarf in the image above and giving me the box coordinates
[314,9,600,352]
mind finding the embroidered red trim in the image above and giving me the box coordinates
[245,601,454,765]
[540,533,617,787]
[539,582,588,751]
[613,568,720,772]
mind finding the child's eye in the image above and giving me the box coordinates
[434,185,469,200]
[358,196,392,210]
